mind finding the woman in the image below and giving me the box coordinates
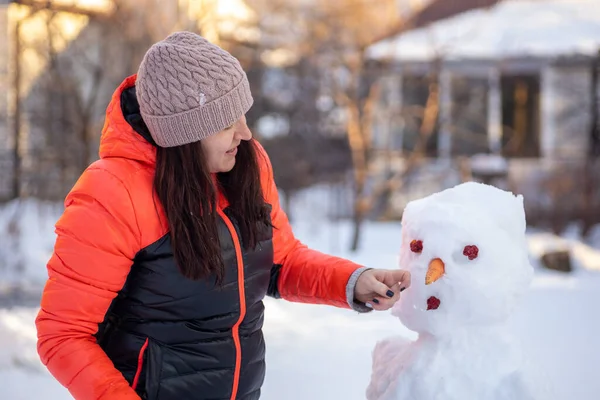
[35,31,411,400]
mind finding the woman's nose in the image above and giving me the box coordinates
[234,119,252,141]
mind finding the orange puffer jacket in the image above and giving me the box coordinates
[35,75,367,400]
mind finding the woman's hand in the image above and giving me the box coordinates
[354,269,411,311]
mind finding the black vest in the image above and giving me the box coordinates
[97,208,275,400]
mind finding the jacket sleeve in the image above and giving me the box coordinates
[256,142,370,310]
[35,165,142,400]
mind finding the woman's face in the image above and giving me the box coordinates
[201,115,252,173]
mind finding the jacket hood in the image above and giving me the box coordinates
[99,74,157,165]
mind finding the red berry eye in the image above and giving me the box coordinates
[410,240,423,253]
[463,245,479,260]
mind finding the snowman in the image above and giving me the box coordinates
[366,182,536,400]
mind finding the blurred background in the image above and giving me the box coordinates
[0,0,599,399]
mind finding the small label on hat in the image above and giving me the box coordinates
[198,92,206,106]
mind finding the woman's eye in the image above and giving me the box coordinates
[410,240,423,253]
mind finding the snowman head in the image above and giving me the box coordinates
[392,182,533,336]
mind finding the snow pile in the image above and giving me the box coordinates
[367,0,600,61]
[367,182,540,400]
[527,225,600,272]
[0,308,71,400]
[587,225,600,250]
[0,308,44,373]
[470,154,508,175]
[0,199,61,290]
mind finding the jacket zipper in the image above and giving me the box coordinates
[217,208,246,400]
[132,338,149,391]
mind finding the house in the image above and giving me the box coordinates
[365,0,600,227]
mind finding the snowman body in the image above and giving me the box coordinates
[367,182,535,400]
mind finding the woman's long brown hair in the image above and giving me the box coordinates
[154,139,272,284]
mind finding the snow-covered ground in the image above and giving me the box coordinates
[0,189,599,399]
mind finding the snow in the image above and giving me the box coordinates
[469,154,508,175]
[587,224,600,250]
[0,189,600,399]
[367,0,600,61]
[528,231,600,272]
[0,199,62,289]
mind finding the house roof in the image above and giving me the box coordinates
[367,0,600,62]
[370,0,500,45]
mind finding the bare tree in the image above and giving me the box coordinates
[237,0,404,249]
[226,0,447,249]
[17,0,184,199]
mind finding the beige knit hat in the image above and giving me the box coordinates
[136,31,253,147]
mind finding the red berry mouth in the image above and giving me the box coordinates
[427,296,441,310]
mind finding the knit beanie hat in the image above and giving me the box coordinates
[136,31,253,147]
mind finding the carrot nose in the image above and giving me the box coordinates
[425,258,445,285]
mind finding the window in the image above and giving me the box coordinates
[501,74,541,158]
[400,74,438,156]
[451,76,489,156]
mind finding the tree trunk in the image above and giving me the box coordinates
[12,21,22,199]
[590,49,600,158]
[583,50,600,236]
[80,119,91,173]
[283,189,293,222]
[347,101,369,251]
[350,181,366,251]
[582,159,598,236]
